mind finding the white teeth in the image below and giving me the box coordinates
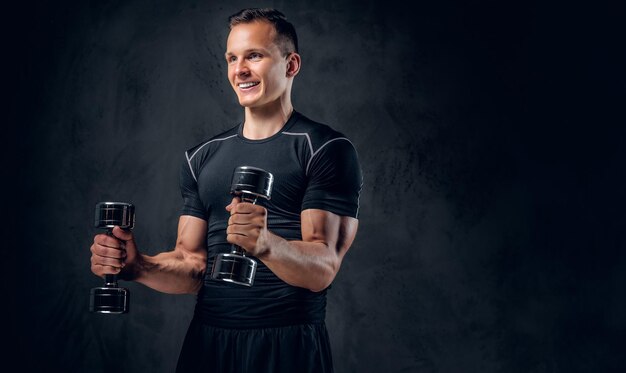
[238,82,259,88]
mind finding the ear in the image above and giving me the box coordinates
[286,53,301,78]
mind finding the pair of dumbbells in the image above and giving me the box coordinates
[90,166,273,314]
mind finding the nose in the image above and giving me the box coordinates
[234,59,250,77]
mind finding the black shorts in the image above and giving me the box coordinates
[175,318,334,373]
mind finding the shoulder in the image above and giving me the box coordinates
[185,124,239,161]
[285,112,356,154]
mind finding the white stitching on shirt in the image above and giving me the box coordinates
[306,137,354,176]
[185,151,197,182]
[282,132,313,156]
[189,134,238,160]
[186,134,238,182]
[282,132,355,177]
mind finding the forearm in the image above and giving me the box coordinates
[256,232,340,292]
[125,250,206,294]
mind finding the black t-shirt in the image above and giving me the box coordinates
[180,111,362,328]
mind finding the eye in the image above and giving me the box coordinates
[248,52,262,60]
[226,56,237,64]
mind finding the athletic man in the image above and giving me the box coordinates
[90,8,362,372]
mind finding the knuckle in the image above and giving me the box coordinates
[94,233,106,243]
[106,266,120,273]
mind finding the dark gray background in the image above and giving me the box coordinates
[5,0,625,372]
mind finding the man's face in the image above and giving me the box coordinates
[225,21,290,108]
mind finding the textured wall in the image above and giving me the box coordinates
[7,0,625,372]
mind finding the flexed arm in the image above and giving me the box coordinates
[226,199,358,292]
[90,215,208,294]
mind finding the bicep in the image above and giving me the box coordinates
[300,209,359,259]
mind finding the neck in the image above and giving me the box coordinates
[242,97,293,140]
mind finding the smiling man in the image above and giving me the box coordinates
[90,8,362,373]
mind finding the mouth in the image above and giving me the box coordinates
[238,81,260,90]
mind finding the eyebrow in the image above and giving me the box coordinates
[224,48,269,58]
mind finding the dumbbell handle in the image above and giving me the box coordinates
[230,193,260,256]
[102,228,125,286]
[103,274,119,286]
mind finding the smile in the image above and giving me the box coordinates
[238,82,260,89]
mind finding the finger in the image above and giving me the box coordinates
[230,213,266,228]
[226,233,245,247]
[91,255,125,268]
[226,228,248,237]
[226,223,246,236]
[232,202,263,215]
[228,213,251,226]
[225,196,241,212]
[112,226,134,241]
[94,234,125,249]
[91,240,126,256]
[91,264,122,276]
[227,222,262,238]
[91,244,127,259]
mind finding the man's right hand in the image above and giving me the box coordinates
[90,226,139,279]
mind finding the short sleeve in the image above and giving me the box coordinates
[301,139,363,218]
[179,152,208,220]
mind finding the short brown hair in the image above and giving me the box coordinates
[228,8,299,57]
